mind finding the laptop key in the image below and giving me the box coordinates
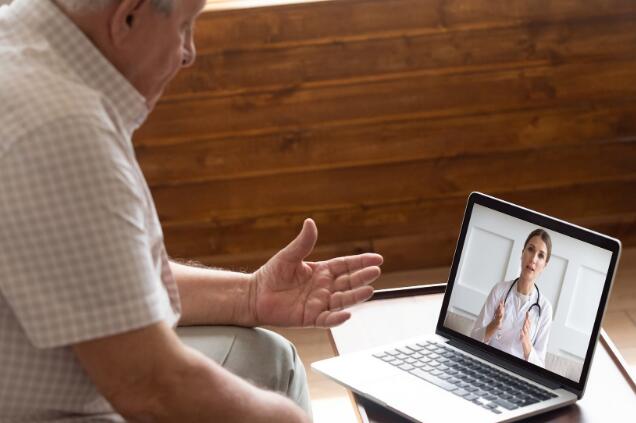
[453,388,469,397]
[397,347,416,356]
[465,393,478,401]
[407,344,424,352]
[511,397,530,406]
[494,398,519,410]
[524,395,541,404]
[399,363,414,371]
[431,369,443,377]
[410,368,457,392]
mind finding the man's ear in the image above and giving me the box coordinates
[109,0,148,46]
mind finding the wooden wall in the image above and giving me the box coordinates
[133,0,636,274]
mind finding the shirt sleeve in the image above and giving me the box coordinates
[526,302,553,367]
[470,282,504,343]
[0,116,173,348]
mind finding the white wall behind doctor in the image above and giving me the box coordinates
[447,204,612,362]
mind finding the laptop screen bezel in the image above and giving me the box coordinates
[435,192,621,396]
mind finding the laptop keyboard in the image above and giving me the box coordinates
[373,341,558,415]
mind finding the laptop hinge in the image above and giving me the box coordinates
[446,338,561,390]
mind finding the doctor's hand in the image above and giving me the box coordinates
[248,219,383,328]
[485,301,505,342]
[492,301,505,329]
[520,312,532,360]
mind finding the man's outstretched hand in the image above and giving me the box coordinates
[248,219,383,328]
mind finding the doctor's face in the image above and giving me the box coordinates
[520,236,548,280]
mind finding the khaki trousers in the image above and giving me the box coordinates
[177,326,312,418]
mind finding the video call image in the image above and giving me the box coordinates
[444,204,613,383]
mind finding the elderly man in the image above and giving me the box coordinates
[0,0,383,421]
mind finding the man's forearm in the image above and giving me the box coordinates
[170,261,256,327]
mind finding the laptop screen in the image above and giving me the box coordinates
[440,195,619,388]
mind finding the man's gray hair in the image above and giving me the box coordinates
[57,0,174,14]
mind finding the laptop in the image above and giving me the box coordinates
[312,192,621,422]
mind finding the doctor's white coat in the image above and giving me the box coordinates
[470,279,553,367]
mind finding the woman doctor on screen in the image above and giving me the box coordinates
[470,229,553,367]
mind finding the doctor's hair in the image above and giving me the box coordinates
[523,229,552,263]
[56,0,174,14]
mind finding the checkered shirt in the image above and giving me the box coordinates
[0,0,181,420]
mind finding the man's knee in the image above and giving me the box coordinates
[223,327,302,393]
[178,326,311,415]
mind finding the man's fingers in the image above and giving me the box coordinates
[334,266,381,291]
[315,310,351,327]
[326,253,384,276]
[275,218,318,263]
[329,286,374,311]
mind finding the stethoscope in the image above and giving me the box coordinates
[496,278,541,345]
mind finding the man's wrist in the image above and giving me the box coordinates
[234,272,259,327]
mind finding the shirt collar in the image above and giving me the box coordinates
[9,0,149,134]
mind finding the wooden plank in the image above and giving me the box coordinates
[167,17,636,96]
[192,0,636,53]
[162,179,636,258]
[136,102,636,186]
[181,213,636,273]
[136,60,636,142]
[205,0,332,13]
[151,141,636,224]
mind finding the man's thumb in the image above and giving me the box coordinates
[277,218,318,262]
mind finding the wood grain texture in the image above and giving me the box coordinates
[137,102,636,186]
[165,180,636,271]
[137,60,636,142]
[166,17,636,97]
[132,0,636,272]
[152,141,636,223]
[192,0,636,53]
